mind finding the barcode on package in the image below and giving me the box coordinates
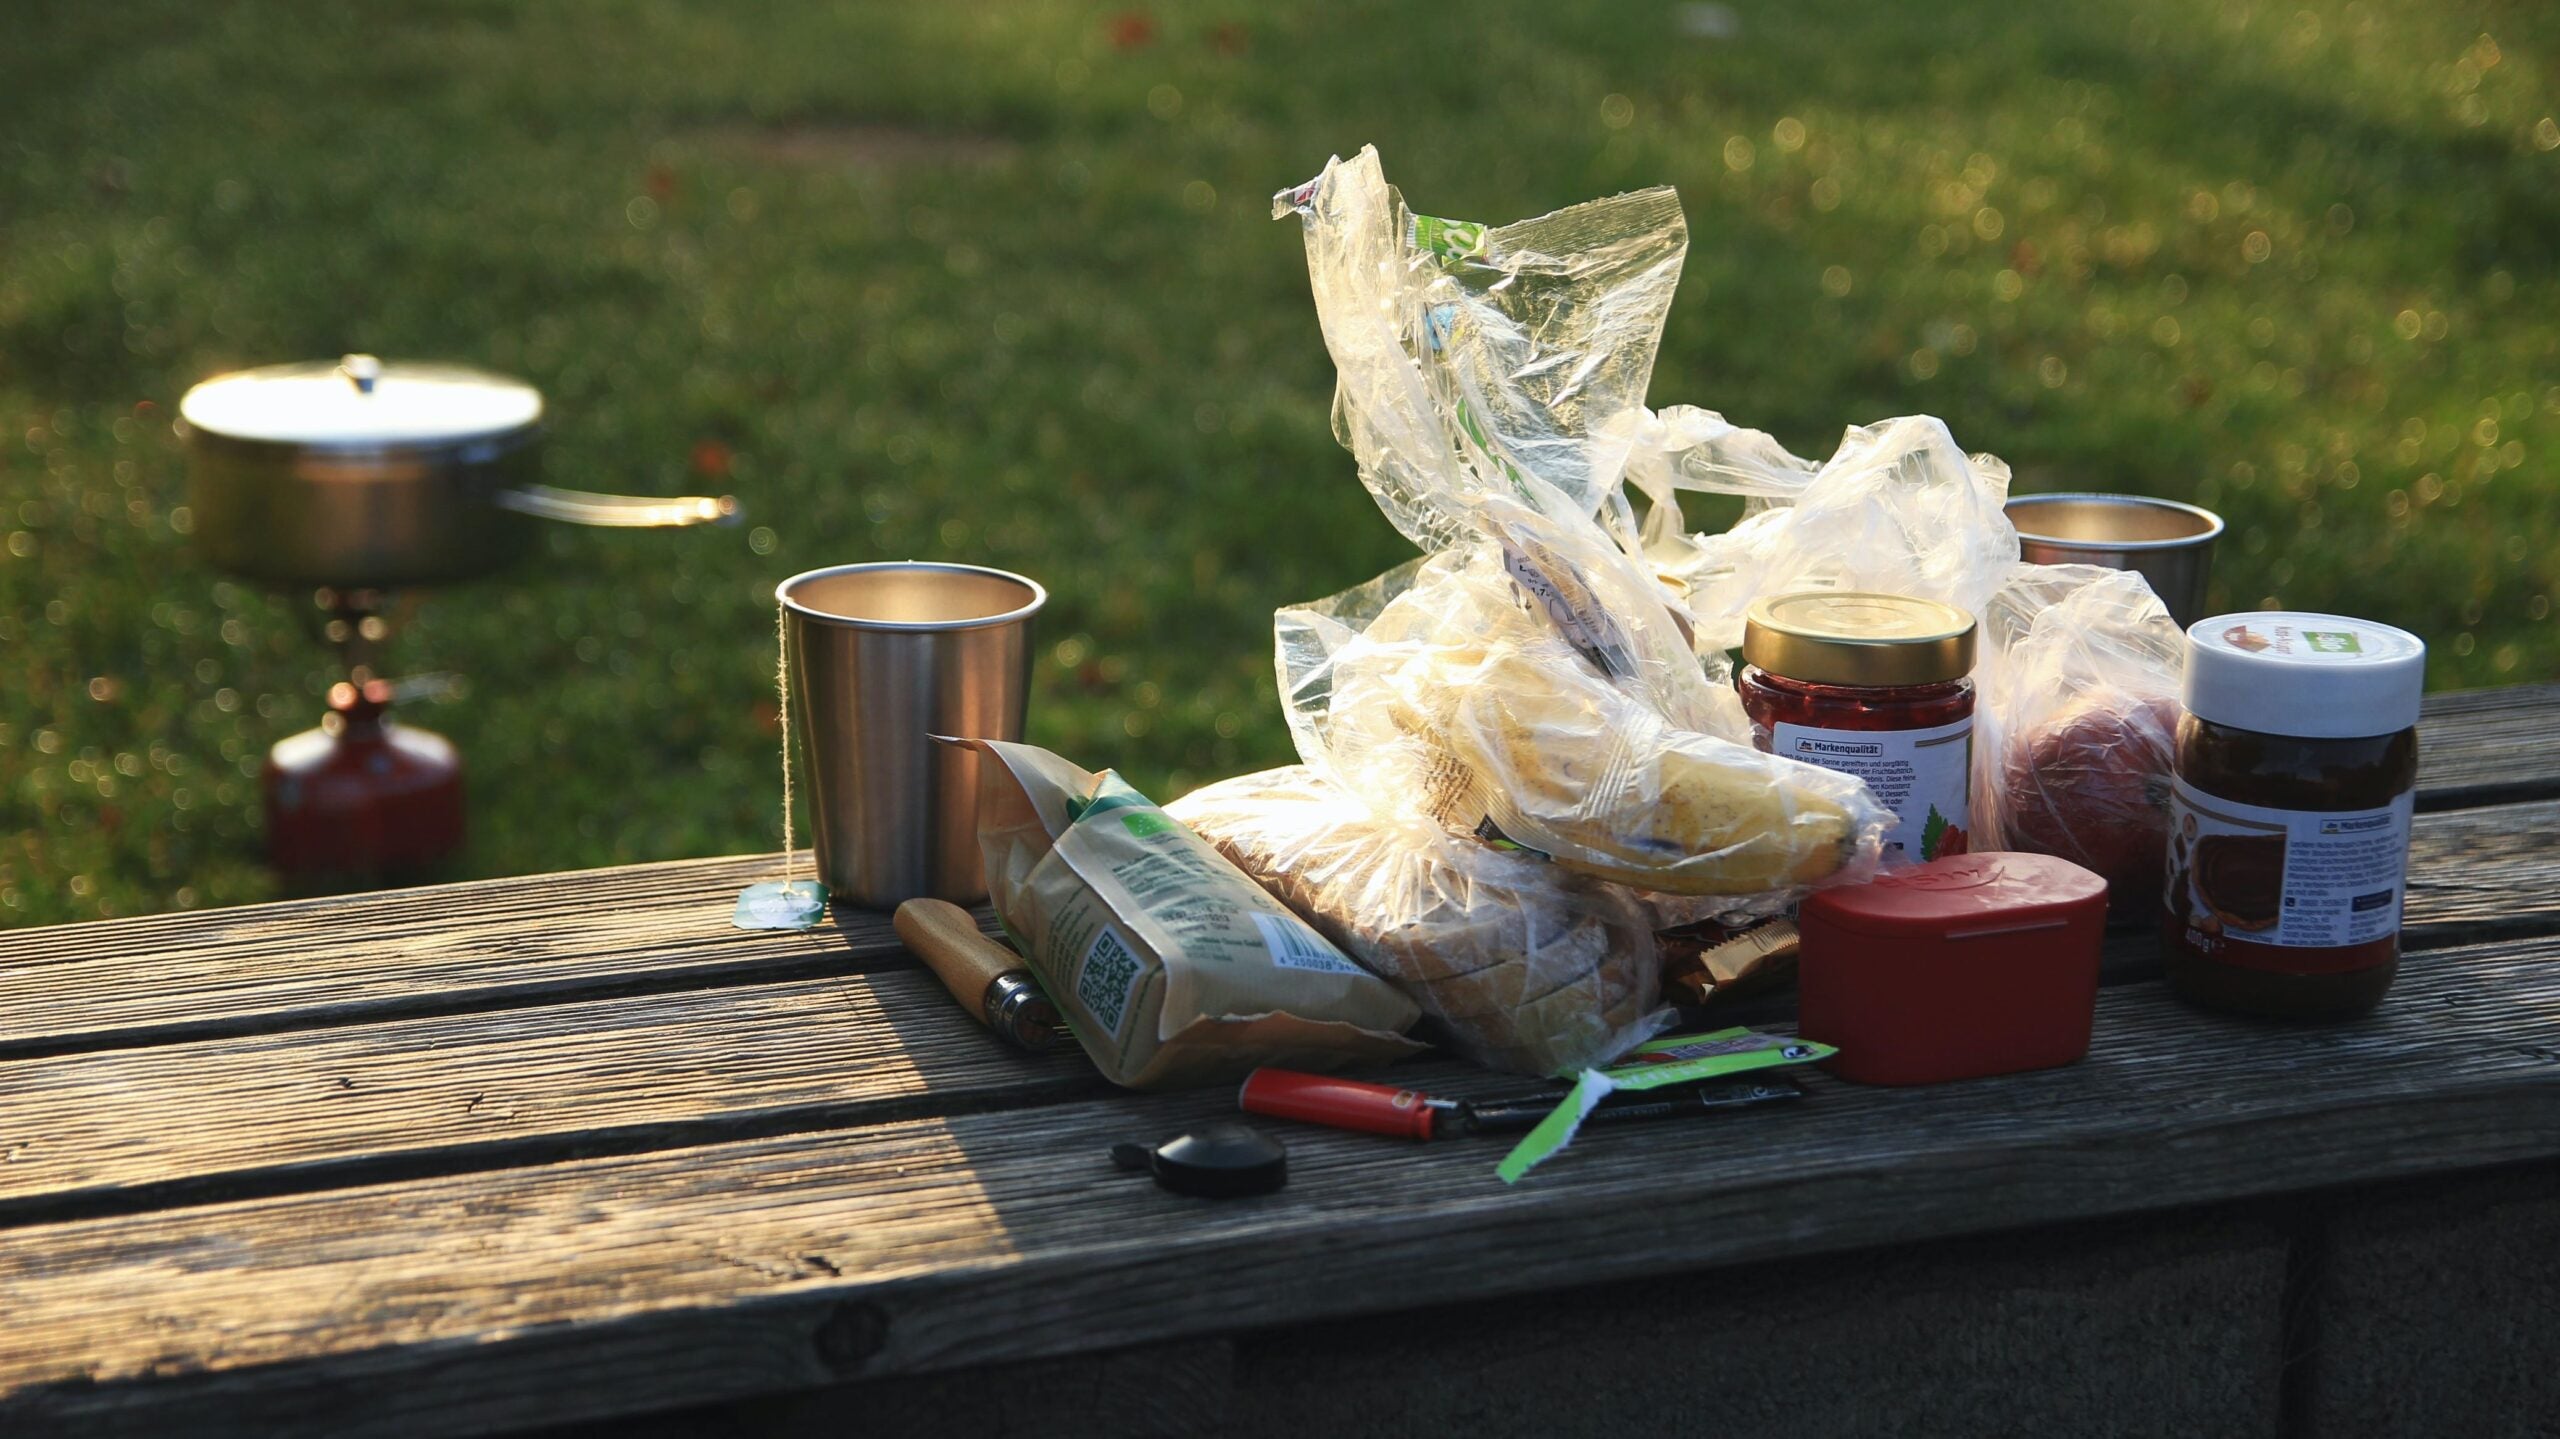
[1251,911,1361,974]
[1077,926,1143,1037]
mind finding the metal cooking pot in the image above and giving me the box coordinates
[177,354,738,588]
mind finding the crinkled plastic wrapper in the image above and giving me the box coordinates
[1246,146,2242,1074]
[1167,768,1672,1076]
[1628,408,2021,656]
[1267,143,2189,958]
[1281,543,1887,898]
[1973,566,2187,918]
[1273,148,1892,903]
[1274,150,1686,557]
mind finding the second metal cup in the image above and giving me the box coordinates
[778,561,1044,910]
[2005,492,2225,627]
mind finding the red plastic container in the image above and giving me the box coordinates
[1797,851,2107,1086]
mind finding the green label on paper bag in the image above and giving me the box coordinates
[1066,785,1155,826]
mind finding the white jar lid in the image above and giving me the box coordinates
[2183,611,2426,738]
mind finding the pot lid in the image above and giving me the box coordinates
[179,354,543,449]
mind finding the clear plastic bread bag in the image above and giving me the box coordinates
[1272,148,1890,903]
[1972,565,2188,919]
[1166,768,1672,1076]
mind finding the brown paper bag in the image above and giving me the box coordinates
[957,739,1425,1088]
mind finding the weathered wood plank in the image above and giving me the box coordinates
[5,852,805,966]
[0,934,2555,1438]
[2,795,2550,1069]
[0,970,1100,1226]
[2413,682,2560,809]
[0,688,2543,1059]
[3,786,2552,1226]
[0,857,957,1061]
[2398,797,2560,945]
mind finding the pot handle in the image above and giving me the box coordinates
[493,485,741,529]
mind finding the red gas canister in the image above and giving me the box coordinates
[263,679,466,881]
[1796,852,2107,1086]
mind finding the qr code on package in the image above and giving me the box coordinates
[1077,926,1143,1038]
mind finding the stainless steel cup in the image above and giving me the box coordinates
[778,562,1044,910]
[2005,493,2225,627]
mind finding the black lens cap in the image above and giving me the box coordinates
[1109,1124,1287,1199]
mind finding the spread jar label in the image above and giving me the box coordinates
[2164,777,2412,971]
[1772,715,1971,863]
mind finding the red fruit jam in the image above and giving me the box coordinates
[1739,593,1978,867]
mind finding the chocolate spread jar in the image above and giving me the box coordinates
[2161,612,2425,1020]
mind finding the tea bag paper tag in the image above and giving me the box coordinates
[733,879,828,930]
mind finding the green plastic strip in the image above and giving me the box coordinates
[1494,1069,1616,1184]
[1494,1028,1835,1183]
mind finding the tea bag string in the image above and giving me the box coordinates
[776,597,802,889]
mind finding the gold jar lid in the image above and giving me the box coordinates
[1742,592,1977,687]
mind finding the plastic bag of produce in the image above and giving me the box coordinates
[957,739,1426,1088]
[1283,540,1883,896]
[1646,412,2021,654]
[1606,372,2186,913]
[1970,565,2187,918]
[1273,148,1889,899]
[1167,767,1672,1076]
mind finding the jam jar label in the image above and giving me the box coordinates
[1771,715,1972,863]
[2164,777,2413,968]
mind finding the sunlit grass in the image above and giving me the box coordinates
[2,0,2553,923]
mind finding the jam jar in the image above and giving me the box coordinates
[2162,612,2424,1020]
[1740,592,1978,866]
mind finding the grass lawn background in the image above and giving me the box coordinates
[4,0,2555,925]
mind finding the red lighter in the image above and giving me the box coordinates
[1237,1069,1457,1141]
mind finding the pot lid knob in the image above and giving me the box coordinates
[339,353,383,394]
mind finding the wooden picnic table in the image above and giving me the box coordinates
[2,684,2555,1437]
